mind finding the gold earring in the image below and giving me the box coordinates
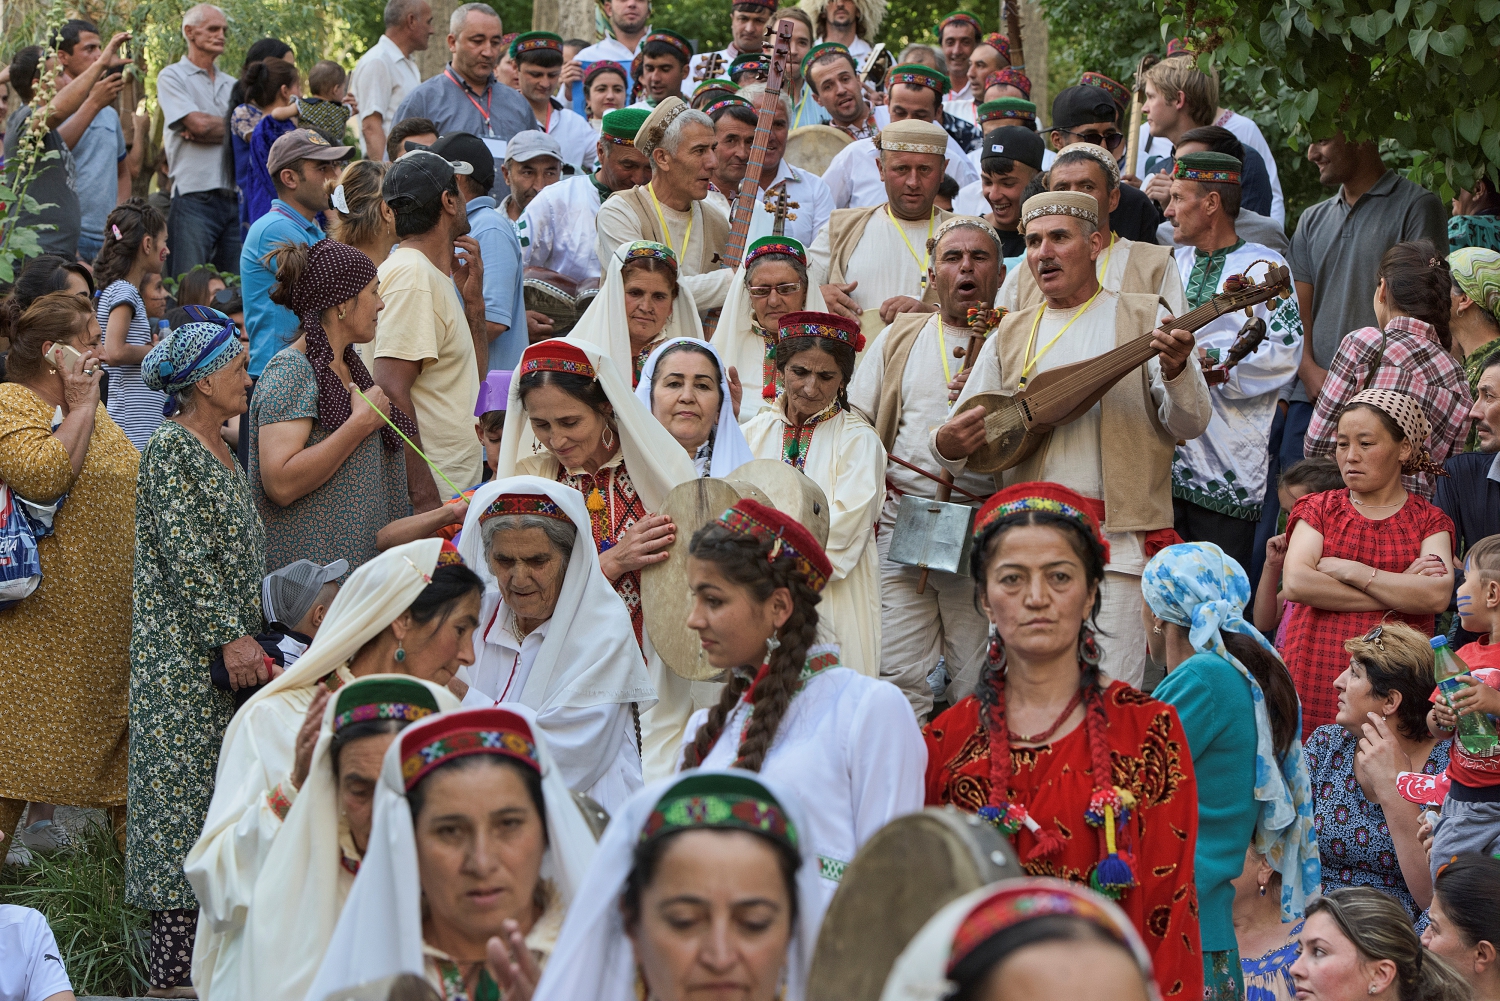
[338,307,347,319]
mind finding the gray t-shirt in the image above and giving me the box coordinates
[156,57,236,195]
[1285,170,1448,402]
[70,104,127,244]
[3,106,80,258]
[391,67,537,198]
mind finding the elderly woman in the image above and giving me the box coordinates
[252,238,444,574]
[129,310,264,995]
[186,539,484,999]
[924,483,1204,999]
[1304,621,1450,919]
[1289,888,1469,1001]
[453,477,656,812]
[534,770,821,1001]
[1281,389,1455,731]
[741,310,885,675]
[634,338,754,477]
[494,339,696,646]
[1141,543,1318,1000]
[0,292,136,855]
[568,241,703,387]
[307,706,600,1001]
[881,879,1162,1001]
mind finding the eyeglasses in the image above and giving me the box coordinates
[747,282,803,298]
[1056,127,1125,151]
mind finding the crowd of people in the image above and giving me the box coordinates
[3,2,1500,1001]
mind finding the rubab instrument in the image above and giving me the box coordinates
[720,18,794,271]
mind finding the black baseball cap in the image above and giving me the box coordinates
[429,132,496,192]
[382,149,473,210]
[1050,84,1119,131]
[981,126,1046,173]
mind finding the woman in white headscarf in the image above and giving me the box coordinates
[236,675,458,1001]
[567,240,702,388]
[453,476,656,813]
[634,337,756,477]
[305,705,599,1001]
[532,770,823,1001]
[185,539,485,999]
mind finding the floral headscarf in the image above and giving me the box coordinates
[1141,542,1320,919]
[141,307,243,415]
[1450,246,1500,324]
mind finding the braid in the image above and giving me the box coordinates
[1083,685,1114,793]
[735,583,820,772]
[93,198,166,288]
[684,672,751,769]
[976,650,1015,822]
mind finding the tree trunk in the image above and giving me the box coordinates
[534,0,597,39]
[1020,0,1048,118]
[416,0,459,79]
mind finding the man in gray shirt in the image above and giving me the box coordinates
[55,19,130,263]
[156,3,238,276]
[392,2,537,198]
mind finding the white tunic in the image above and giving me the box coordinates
[542,103,599,174]
[820,36,873,59]
[807,207,941,311]
[522,174,606,281]
[596,191,735,310]
[739,159,836,248]
[998,234,1189,317]
[821,132,980,209]
[460,591,642,813]
[576,36,639,63]
[741,404,886,674]
[1135,111,1284,224]
[683,661,926,914]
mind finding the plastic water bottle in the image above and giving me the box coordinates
[1432,636,1499,756]
[156,319,170,341]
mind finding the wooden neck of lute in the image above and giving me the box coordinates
[723,107,779,269]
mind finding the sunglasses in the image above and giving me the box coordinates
[1360,624,1386,651]
[747,282,804,299]
[1056,127,1125,151]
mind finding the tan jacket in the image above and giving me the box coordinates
[614,186,729,275]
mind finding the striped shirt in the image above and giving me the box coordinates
[96,280,166,449]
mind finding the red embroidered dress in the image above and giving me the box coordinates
[924,681,1204,999]
[555,455,649,646]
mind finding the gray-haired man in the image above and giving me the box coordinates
[348,0,434,159]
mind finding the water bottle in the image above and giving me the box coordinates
[1432,636,1500,756]
[156,319,170,342]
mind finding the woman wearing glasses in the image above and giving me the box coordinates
[1303,621,1450,919]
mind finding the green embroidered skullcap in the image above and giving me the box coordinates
[693,77,739,97]
[510,31,563,60]
[1173,151,1243,184]
[745,235,808,267]
[332,677,441,733]
[887,62,951,96]
[977,98,1037,127]
[640,29,694,63]
[730,52,770,79]
[936,10,983,37]
[640,773,799,848]
[802,41,853,75]
[601,107,650,143]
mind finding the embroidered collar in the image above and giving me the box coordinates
[736,644,841,742]
[1185,239,1245,310]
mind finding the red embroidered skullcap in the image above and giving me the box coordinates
[436,539,466,566]
[972,481,1109,562]
[520,339,596,380]
[777,309,866,353]
[399,707,539,790]
[716,498,834,592]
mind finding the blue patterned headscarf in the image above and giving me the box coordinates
[1141,542,1321,920]
[142,306,244,415]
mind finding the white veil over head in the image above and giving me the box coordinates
[567,240,703,387]
[633,336,756,477]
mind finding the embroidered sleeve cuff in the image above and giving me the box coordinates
[266,780,297,820]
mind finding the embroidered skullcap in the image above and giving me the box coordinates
[734,0,779,10]
[520,339,597,381]
[584,60,628,89]
[777,308,865,354]
[1344,389,1448,478]
[745,235,807,267]
[802,41,853,75]
[1450,247,1500,324]
[1173,151,1242,184]
[976,32,1010,60]
[641,773,798,848]
[887,62,951,97]
[706,95,753,117]
[1020,190,1100,233]
[984,67,1030,98]
[972,481,1110,562]
[478,491,571,526]
[435,539,465,567]
[729,53,770,81]
[499,32,518,50]
[927,214,1002,258]
[600,106,649,146]
[635,95,692,155]
[399,707,539,790]
[640,29,693,63]
[142,307,243,413]
[1056,140,1121,186]
[1080,71,1129,111]
[510,30,562,59]
[715,497,834,591]
[693,77,738,97]
[936,10,983,37]
[878,118,949,156]
[619,240,678,268]
[978,97,1037,128]
[332,677,440,734]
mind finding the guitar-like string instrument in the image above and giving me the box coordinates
[693,52,728,83]
[1003,0,1026,71]
[721,18,794,271]
[763,187,799,237]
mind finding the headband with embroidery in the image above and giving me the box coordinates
[877,118,950,155]
[802,41,852,74]
[1173,151,1243,184]
[978,96,1037,124]
[887,62,951,96]
[972,481,1110,562]
[1020,190,1100,231]
[641,30,693,62]
[693,77,738,97]
[620,240,678,268]
[729,53,769,79]
[745,235,807,268]
[478,492,572,526]
[641,773,798,848]
[706,96,752,117]
[520,340,597,380]
[927,215,1002,257]
[716,497,834,593]
[510,31,563,59]
[777,308,865,354]
[399,707,539,790]
[435,539,465,567]
[936,10,983,37]
[1057,140,1121,185]
[332,677,440,734]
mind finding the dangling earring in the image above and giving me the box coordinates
[765,633,781,661]
[1258,882,1267,897]
[394,642,406,663]
[987,623,1002,663]
[602,423,615,449]
[531,439,543,453]
[1079,622,1101,666]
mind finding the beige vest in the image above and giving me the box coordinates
[1012,238,1175,312]
[872,312,934,451]
[826,203,950,305]
[989,292,1175,533]
[616,186,729,274]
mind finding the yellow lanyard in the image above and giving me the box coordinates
[1018,286,1104,389]
[887,205,936,289]
[648,185,693,259]
[792,84,807,129]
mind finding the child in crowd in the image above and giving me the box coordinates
[1254,457,1345,641]
[297,60,356,147]
[210,559,345,706]
[139,272,168,325]
[475,369,510,481]
[0,875,74,1001]
[93,198,170,450]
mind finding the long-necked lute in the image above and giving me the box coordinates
[720,18,794,271]
[955,263,1291,473]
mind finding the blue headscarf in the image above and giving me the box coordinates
[142,306,243,416]
[1141,541,1321,920]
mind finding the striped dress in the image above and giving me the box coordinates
[97,279,166,449]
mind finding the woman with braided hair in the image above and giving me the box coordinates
[680,497,924,916]
[923,482,1204,1000]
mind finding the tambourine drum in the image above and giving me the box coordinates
[806,808,1025,1001]
[785,124,853,176]
[571,790,611,839]
[319,973,440,1001]
[729,459,831,547]
[522,267,601,337]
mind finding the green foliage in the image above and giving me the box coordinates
[162,262,240,297]
[0,0,68,283]
[0,822,151,997]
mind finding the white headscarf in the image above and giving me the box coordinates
[567,240,703,387]
[715,257,829,425]
[241,676,461,1001]
[456,475,656,712]
[304,704,599,1001]
[633,337,756,478]
[533,769,823,1001]
[494,338,697,513]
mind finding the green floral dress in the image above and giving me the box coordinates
[127,421,266,910]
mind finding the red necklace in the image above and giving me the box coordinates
[1008,685,1085,744]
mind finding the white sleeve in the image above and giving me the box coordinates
[1159,254,1188,316]
[1148,303,1214,440]
[822,423,886,581]
[996,261,1022,311]
[519,192,551,268]
[803,176,834,247]
[846,679,927,848]
[822,144,855,210]
[349,56,392,129]
[15,908,72,1001]
[680,270,734,312]
[844,324,891,424]
[807,222,833,287]
[535,701,633,794]
[944,137,978,188]
[155,66,196,130]
[928,326,1005,475]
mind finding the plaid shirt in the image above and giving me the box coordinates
[1304,316,1473,498]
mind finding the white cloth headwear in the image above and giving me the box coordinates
[241,676,461,1001]
[633,337,756,477]
[567,242,703,388]
[715,263,829,425]
[494,338,697,512]
[532,769,823,1001]
[304,704,599,1001]
[456,475,657,712]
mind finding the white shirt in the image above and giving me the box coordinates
[818,35,873,58]
[1135,111,1284,224]
[738,159,835,247]
[521,173,606,281]
[541,103,599,173]
[595,190,736,310]
[576,35,640,63]
[807,206,940,310]
[348,34,421,157]
[821,127,979,209]
[0,906,70,1001]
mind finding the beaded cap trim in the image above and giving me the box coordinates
[718,504,832,592]
[479,492,572,525]
[706,96,752,116]
[1173,162,1242,184]
[1020,201,1098,228]
[334,701,436,733]
[642,31,693,61]
[777,318,864,352]
[521,341,597,379]
[745,239,806,267]
[1080,71,1129,108]
[979,105,1035,123]
[887,67,950,96]
[642,775,798,847]
[512,34,563,58]
[972,496,1100,544]
[622,240,678,267]
[401,726,539,789]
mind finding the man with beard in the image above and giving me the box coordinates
[569,0,649,70]
[707,85,833,246]
[847,217,1005,716]
[497,130,563,226]
[804,0,880,59]
[933,191,1211,686]
[628,30,693,108]
[936,11,981,107]
[392,3,535,197]
[805,43,880,140]
[686,0,776,94]
[1435,354,1500,646]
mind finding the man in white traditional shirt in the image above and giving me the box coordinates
[933,190,1212,687]
[628,30,693,109]
[805,44,881,140]
[685,0,776,95]
[349,0,432,159]
[707,86,834,247]
[847,217,1004,718]
[522,106,652,282]
[595,98,734,313]
[945,30,1008,125]
[567,0,649,71]
[510,32,597,174]
[821,62,979,208]
[936,11,981,105]
[498,129,562,249]
[1163,151,1302,569]
[807,0,878,58]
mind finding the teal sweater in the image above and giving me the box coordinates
[1153,651,1259,953]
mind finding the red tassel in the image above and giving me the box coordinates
[1026,827,1067,861]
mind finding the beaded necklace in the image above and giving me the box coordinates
[780,398,841,471]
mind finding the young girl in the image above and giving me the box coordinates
[244,59,302,224]
[94,199,169,449]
